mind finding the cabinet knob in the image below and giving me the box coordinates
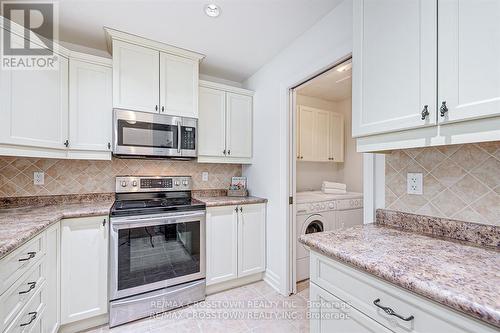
[228,150,231,155]
[107,142,111,150]
[155,105,158,112]
[64,140,69,148]
[421,105,429,120]
[235,207,238,212]
[161,106,165,113]
[223,149,226,155]
[240,207,243,213]
[102,218,107,227]
[440,101,448,117]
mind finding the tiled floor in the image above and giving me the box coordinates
[85,280,310,333]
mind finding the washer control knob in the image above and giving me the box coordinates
[329,202,335,209]
[174,180,180,186]
[121,181,127,187]
[182,180,189,186]
[132,181,138,187]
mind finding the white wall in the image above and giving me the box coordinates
[242,0,353,294]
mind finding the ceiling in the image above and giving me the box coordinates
[55,0,343,82]
[296,59,352,102]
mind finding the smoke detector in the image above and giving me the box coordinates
[205,4,221,18]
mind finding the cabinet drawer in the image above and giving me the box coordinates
[0,260,44,332]
[310,252,497,333]
[4,283,46,333]
[0,234,45,295]
[310,282,392,333]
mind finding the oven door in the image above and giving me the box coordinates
[113,109,182,157]
[109,210,206,300]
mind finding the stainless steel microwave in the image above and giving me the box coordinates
[113,109,197,158]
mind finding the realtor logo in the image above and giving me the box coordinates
[1,1,59,70]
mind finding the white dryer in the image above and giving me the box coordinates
[296,191,363,282]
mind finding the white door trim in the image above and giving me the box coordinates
[284,53,385,296]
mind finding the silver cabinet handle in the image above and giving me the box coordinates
[19,281,36,295]
[373,299,414,322]
[20,312,37,327]
[440,101,448,117]
[18,251,36,262]
[421,105,429,120]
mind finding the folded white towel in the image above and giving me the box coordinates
[322,188,347,194]
[322,181,347,190]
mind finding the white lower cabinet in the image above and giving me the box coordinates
[206,203,266,286]
[309,252,497,333]
[61,216,108,325]
[44,222,60,333]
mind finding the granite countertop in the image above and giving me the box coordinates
[299,223,500,328]
[196,196,267,207]
[0,196,114,260]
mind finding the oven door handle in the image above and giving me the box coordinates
[111,211,206,228]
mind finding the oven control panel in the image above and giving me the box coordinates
[115,176,191,193]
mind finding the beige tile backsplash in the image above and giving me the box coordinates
[385,141,500,226]
[0,156,241,197]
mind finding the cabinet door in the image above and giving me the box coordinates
[226,92,253,158]
[329,112,344,162]
[298,106,315,160]
[438,0,500,123]
[69,59,112,151]
[313,109,330,162]
[160,52,199,118]
[310,282,393,333]
[44,222,60,333]
[352,0,437,137]
[206,206,238,285]
[238,204,266,277]
[198,87,226,157]
[61,216,108,324]
[0,56,68,149]
[112,40,159,113]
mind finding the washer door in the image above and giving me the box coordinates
[297,214,326,260]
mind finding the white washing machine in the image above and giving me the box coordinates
[296,191,363,282]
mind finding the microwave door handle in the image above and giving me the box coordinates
[177,121,181,154]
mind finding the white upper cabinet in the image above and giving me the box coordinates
[69,59,112,153]
[438,0,500,123]
[160,53,199,118]
[226,92,253,158]
[198,80,254,164]
[329,112,344,162]
[198,87,226,157]
[112,40,160,113]
[106,28,204,117]
[352,0,437,137]
[0,55,69,150]
[297,106,344,162]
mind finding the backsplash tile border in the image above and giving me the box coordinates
[0,156,242,197]
[385,141,500,226]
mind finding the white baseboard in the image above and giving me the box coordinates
[206,273,263,295]
[263,269,282,295]
[59,314,108,333]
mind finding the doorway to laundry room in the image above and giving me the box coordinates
[290,57,365,290]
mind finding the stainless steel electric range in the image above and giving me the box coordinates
[109,176,206,327]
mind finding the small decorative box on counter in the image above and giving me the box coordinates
[228,176,248,197]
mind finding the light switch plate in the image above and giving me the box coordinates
[202,172,209,182]
[34,172,45,185]
[407,172,423,195]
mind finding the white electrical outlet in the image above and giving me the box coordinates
[202,172,209,182]
[33,172,45,185]
[407,172,423,195]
